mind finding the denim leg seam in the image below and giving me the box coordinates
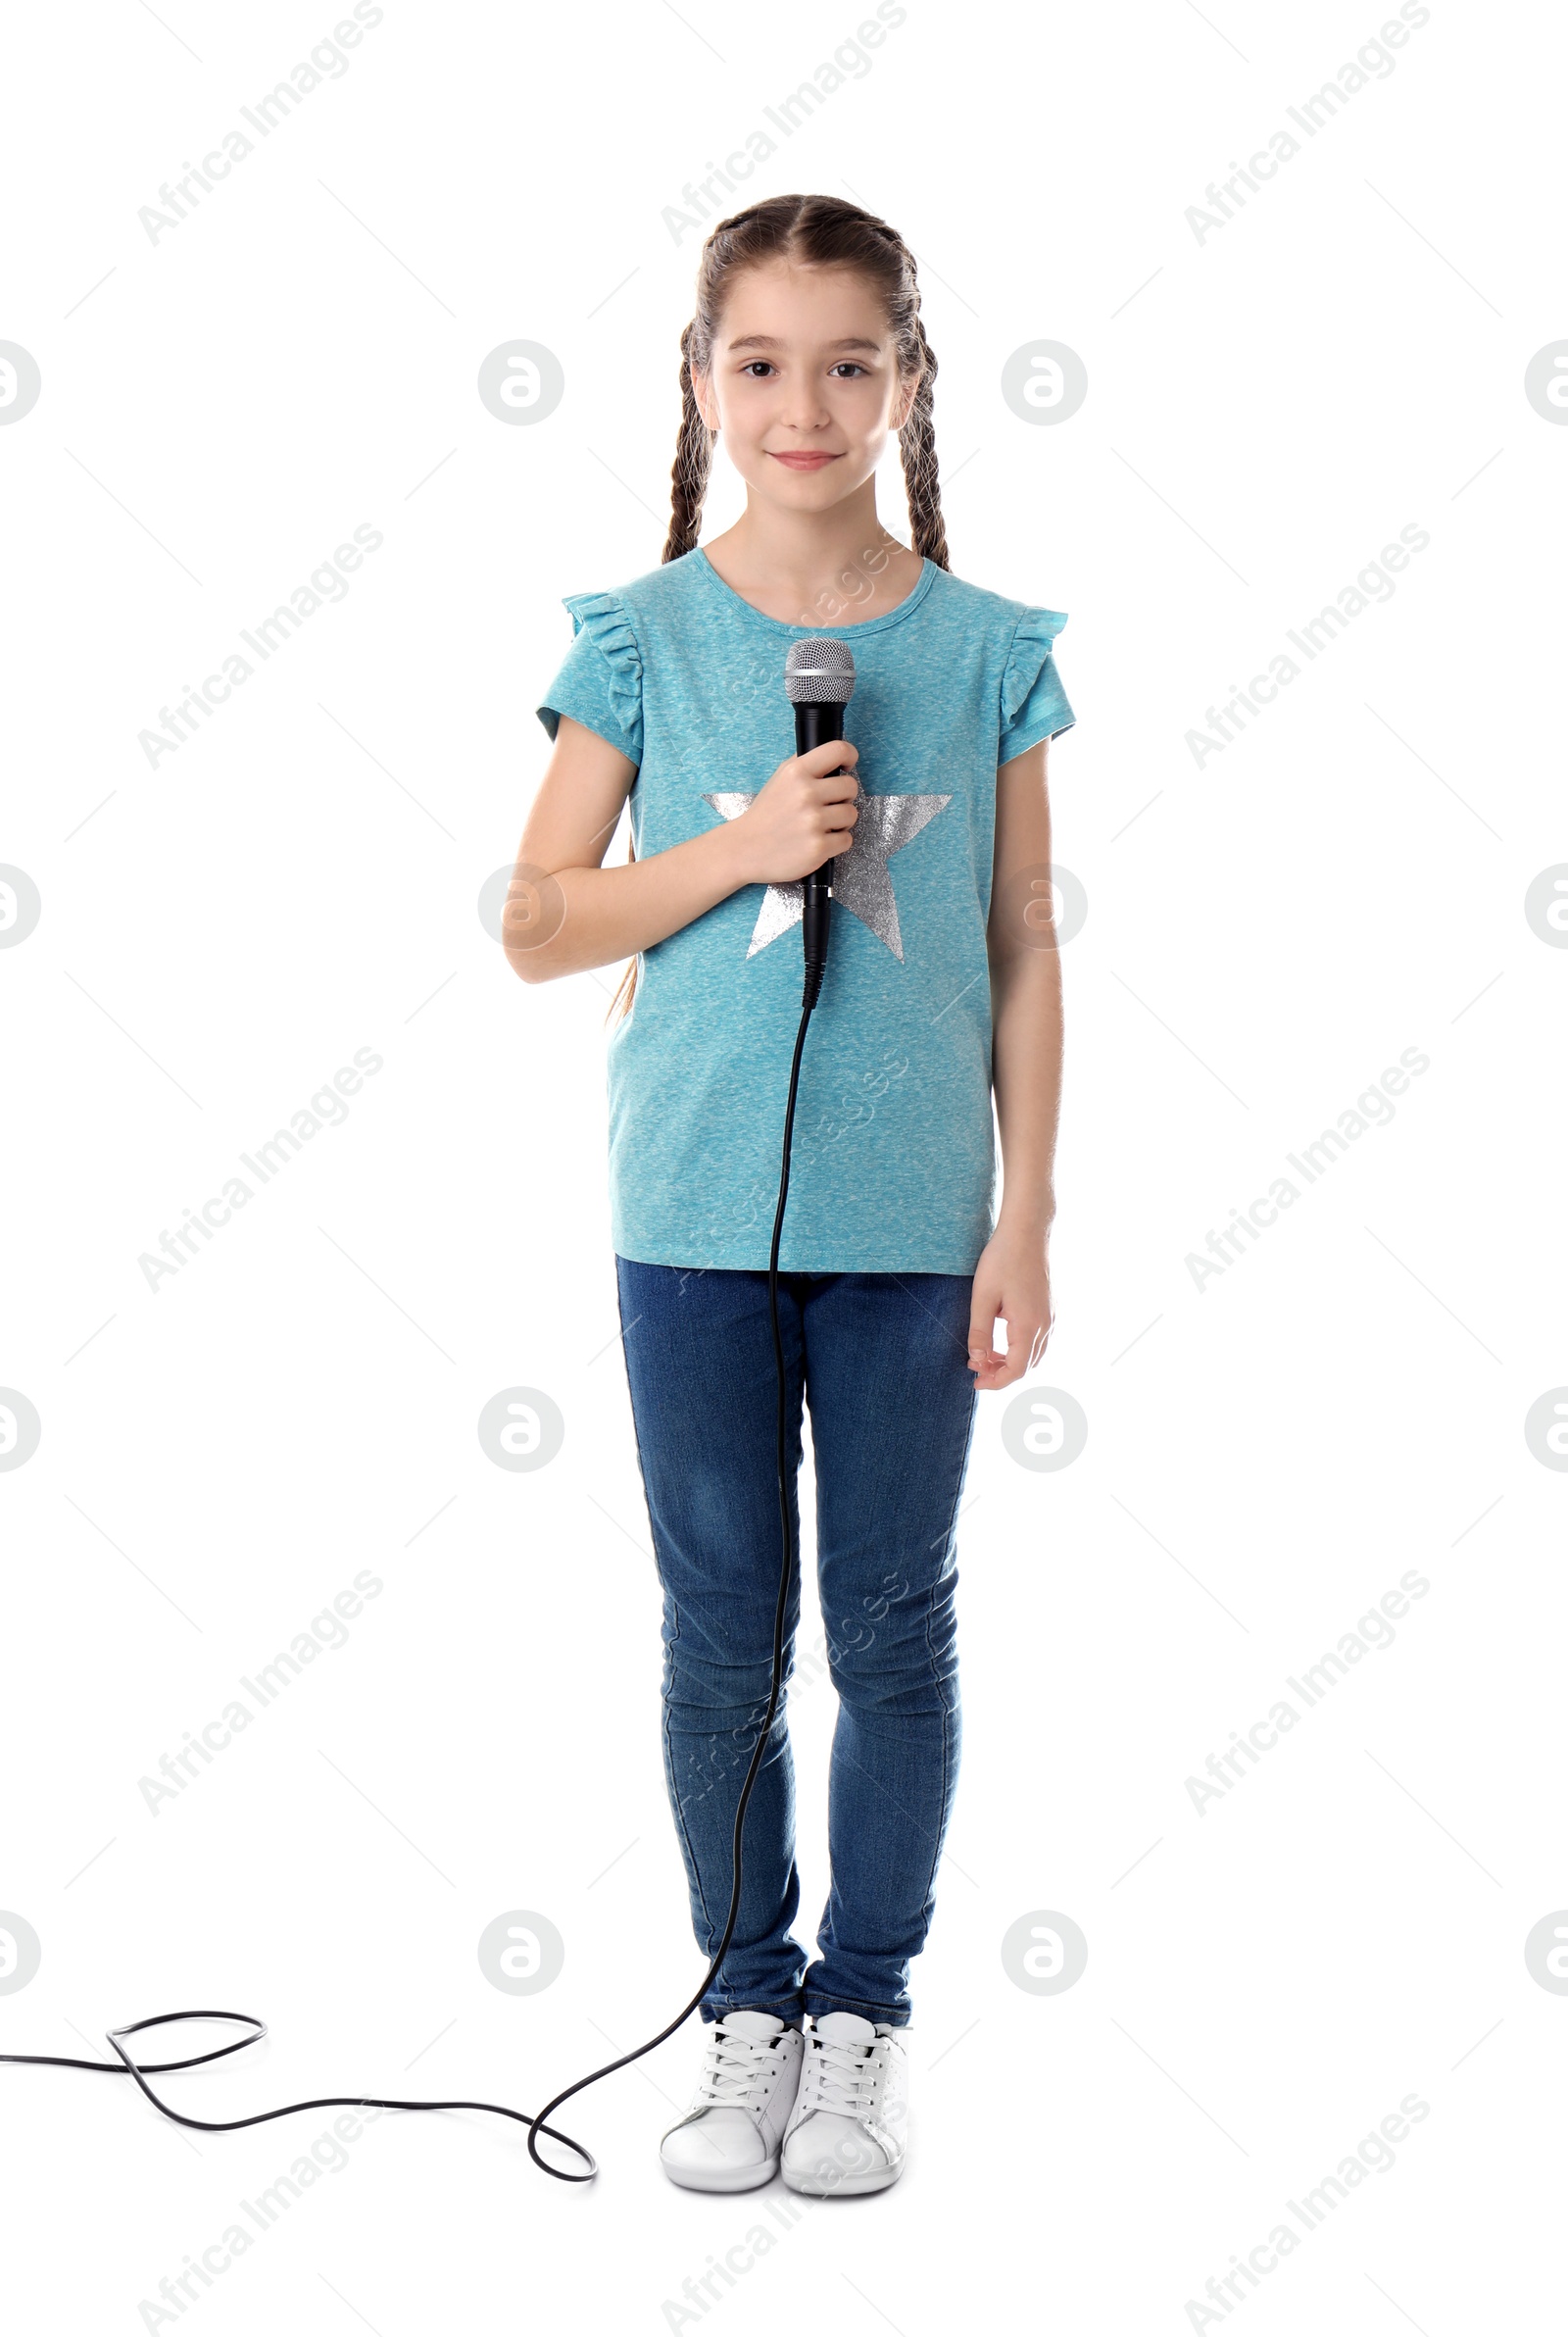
[661,1596,719,1949]
[918,1586,952,1915]
[619,1300,716,1955]
[916,1392,974,1913]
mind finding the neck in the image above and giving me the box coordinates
[708,480,915,616]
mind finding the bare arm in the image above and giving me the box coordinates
[504,715,860,983]
[966,736,1063,1390]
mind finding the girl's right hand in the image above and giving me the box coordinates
[727,740,860,886]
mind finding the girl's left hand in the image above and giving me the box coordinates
[966,1226,1054,1391]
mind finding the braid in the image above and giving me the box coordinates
[899,317,949,572]
[662,321,714,565]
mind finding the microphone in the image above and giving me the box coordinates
[784,637,857,1011]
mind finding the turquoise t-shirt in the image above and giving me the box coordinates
[535,546,1074,1273]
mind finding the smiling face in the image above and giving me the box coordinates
[693,257,919,519]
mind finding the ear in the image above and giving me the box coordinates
[692,366,718,433]
[894,369,924,431]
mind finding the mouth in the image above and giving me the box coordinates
[767,450,842,472]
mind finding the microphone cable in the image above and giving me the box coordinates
[0,965,828,2188]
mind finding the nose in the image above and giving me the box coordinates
[777,378,834,435]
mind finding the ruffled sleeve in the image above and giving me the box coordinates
[999,607,1074,765]
[535,589,644,765]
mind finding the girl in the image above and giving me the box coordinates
[509,194,1072,2197]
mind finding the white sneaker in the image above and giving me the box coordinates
[780,2011,908,2195]
[660,2012,805,2192]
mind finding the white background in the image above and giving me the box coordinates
[2,0,1563,2329]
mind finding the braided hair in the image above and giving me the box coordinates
[663,192,949,569]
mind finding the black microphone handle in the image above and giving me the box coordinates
[794,700,846,1004]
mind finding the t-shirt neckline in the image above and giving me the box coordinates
[693,546,937,638]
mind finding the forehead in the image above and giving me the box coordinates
[715,261,889,352]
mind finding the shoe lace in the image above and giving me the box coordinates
[803,2033,879,2117]
[695,2024,778,2108]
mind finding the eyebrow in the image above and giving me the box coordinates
[725,334,884,354]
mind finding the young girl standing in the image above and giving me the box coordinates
[510,194,1073,2197]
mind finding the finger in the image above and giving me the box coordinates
[976,1312,1041,1391]
[803,740,858,775]
[995,1318,1042,1383]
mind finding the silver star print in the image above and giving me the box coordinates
[702,778,952,960]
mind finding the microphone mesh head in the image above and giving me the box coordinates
[784,637,857,705]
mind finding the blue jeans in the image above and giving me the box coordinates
[614,1258,979,2029]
